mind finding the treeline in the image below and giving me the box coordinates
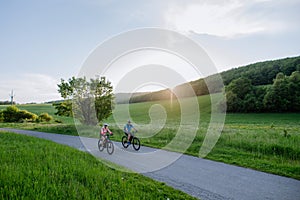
[221,56,300,112]
[221,56,300,86]
[128,75,223,103]
[128,56,300,113]
[221,71,300,112]
[0,101,15,105]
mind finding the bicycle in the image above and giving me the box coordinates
[98,133,114,155]
[122,131,140,151]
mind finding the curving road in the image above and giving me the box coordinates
[1,128,300,200]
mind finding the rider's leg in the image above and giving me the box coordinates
[101,134,105,144]
[127,133,131,144]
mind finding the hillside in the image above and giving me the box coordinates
[115,92,150,104]
[221,56,300,85]
[128,56,300,104]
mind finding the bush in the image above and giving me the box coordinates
[18,110,38,122]
[54,119,63,123]
[39,113,53,122]
[2,106,19,122]
[0,111,3,122]
[2,106,38,123]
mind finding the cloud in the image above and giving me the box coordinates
[163,0,291,38]
[0,73,61,103]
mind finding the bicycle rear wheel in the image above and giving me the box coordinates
[122,136,129,148]
[98,139,105,152]
[132,137,140,151]
[106,141,114,155]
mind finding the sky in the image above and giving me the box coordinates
[0,0,299,103]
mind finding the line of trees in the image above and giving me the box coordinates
[0,101,15,105]
[221,56,300,86]
[221,71,300,112]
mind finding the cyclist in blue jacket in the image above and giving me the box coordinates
[124,120,137,145]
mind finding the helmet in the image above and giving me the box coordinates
[127,120,131,123]
[104,123,109,126]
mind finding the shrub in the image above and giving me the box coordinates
[0,110,3,122]
[2,106,19,122]
[2,106,38,123]
[39,113,53,122]
[54,119,63,123]
[18,110,38,122]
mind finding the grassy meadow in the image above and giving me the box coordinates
[0,131,195,199]
[0,94,300,180]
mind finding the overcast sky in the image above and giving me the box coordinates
[0,0,299,103]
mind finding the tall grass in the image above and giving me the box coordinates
[0,132,196,199]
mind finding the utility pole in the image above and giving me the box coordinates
[9,90,15,105]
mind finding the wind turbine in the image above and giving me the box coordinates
[9,90,15,105]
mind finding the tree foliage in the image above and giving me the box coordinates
[0,110,3,122]
[53,100,72,117]
[225,71,300,112]
[221,56,300,86]
[263,73,289,112]
[55,76,114,125]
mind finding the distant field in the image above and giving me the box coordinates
[0,104,54,113]
[0,132,195,199]
[1,95,299,179]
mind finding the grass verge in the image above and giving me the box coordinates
[0,131,196,200]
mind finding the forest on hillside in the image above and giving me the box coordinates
[128,56,300,113]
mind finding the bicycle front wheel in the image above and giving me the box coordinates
[106,141,114,155]
[98,139,105,152]
[122,136,129,148]
[132,137,140,151]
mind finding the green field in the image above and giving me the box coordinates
[0,132,195,199]
[1,94,300,180]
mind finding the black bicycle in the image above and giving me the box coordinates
[98,133,114,155]
[122,131,140,151]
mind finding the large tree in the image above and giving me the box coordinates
[55,76,114,125]
[263,72,289,112]
[288,71,300,111]
[225,77,258,112]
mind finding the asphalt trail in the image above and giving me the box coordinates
[1,128,300,200]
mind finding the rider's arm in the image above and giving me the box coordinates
[124,125,128,133]
[133,126,137,132]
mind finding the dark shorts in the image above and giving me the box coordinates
[124,131,134,136]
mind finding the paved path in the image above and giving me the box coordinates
[1,128,300,200]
